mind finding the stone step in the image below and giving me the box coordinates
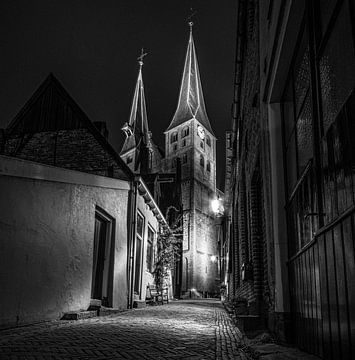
[61,310,97,321]
[98,307,123,316]
[133,300,146,308]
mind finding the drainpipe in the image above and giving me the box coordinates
[127,178,138,309]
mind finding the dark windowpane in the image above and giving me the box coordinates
[296,94,313,176]
[146,228,154,272]
[319,0,338,35]
[137,213,144,237]
[283,81,295,143]
[134,237,142,294]
[322,93,355,221]
[286,132,298,191]
[293,37,310,118]
[319,3,355,133]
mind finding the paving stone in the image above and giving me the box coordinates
[0,300,243,360]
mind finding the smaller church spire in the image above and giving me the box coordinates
[120,49,149,154]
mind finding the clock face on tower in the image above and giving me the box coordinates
[197,125,205,140]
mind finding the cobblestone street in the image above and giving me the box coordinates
[0,300,245,360]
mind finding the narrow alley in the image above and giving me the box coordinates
[0,300,245,360]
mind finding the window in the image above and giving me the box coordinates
[170,132,178,143]
[206,136,211,147]
[135,212,144,294]
[148,151,153,170]
[282,26,313,192]
[181,126,189,138]
[182,139,186,147]
[172,157,177,168]
[173,144,178,151]
[207,161,211,172]
[182,153,188,164]
[126,156,132,164]
[200,155,204,168]
[146,227,154,272]
[200,141,204,149]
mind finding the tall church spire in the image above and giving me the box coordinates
[120,49,150,155]
[166,22,214,135]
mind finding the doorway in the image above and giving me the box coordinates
[91,208,113,306]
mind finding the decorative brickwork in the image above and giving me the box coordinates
[225,0,273,320]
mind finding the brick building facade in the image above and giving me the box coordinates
[224,0,355,358]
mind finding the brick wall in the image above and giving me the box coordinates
[3,129,126,179]
[227,0,275,318]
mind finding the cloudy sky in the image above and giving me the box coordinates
[0,0,236,188]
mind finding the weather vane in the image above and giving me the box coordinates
[137,48,148,66]
[187,7,197,28]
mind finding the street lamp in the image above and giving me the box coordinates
[211,197,224,217]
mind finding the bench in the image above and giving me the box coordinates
[146,284,163,305]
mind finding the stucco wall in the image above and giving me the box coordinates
[0,156,130,327]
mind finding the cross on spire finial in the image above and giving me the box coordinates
[137,48,148,67]
[187,7,197,30]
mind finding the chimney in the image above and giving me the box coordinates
[93,121,108,140]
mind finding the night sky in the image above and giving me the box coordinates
[0,0,236,189]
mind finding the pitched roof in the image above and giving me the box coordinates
[6,73,133,180]
[166,25,214,136]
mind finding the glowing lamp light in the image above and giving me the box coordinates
[211,199,220,214]
[210,255,217,263]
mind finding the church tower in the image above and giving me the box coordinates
[164,22,218,297]
[120,51,162,174]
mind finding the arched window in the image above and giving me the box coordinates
[200,155,204,168]
[181,126,189,138]
[206,136,211,147]
[207,161,211,172]
[170,132,178,143]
